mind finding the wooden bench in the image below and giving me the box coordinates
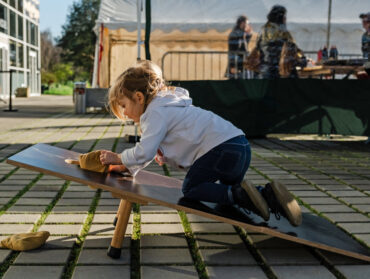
[7,143,370,261]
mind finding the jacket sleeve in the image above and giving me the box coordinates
[121,109,167,173]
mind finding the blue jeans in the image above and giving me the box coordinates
[182,135,251,204]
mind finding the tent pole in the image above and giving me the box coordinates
[137,0,142,60]
[326,0,332,48]
[145,0,151,60]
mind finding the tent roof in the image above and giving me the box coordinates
[96,0,370,32]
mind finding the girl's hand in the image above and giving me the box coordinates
[108,164,129,173]
[155,149,165,166]
[100,150,122,165]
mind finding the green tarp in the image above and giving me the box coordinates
[172,79,370,137]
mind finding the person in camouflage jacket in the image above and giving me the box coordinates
[256,5,306,79]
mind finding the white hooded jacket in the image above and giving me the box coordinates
[121,87,244,175]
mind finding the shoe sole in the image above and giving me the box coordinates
[241,179,270,221]
[270,180,302,226]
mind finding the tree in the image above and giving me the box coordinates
[57,0,100,82]
[53,63,74,84]
[41,70,57,86]
[41,30,61,72]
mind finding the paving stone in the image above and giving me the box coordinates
[88,224,132,235]
[318,251,369,265]
[31,185,63,191]
[72,266,130,279]
[328,190,366,197]
[0,249,11,264]
[141,266,198,279]
[323,213,370,223]
[62,191,96,198]
[0,224,33,234]
[342,197,370,204]
[259,248,319,265]
[52,205,90,213]
[300,197,341,205]
[97,199,120,206]
[338,223,370,234]
[141,213,181,223]
[186,214,219,223]
[141,234,187,248]
[92,213,133,224]
[65,186,93,192]
[271,265,336,279]
[249,234,303,248]
[191,223,235,233]
[44,214,87,224]
[353,204,370,213]
[199,248,256,265]
[57,199,93,206]
[6,205,47,213]
[94,205,118,213]
[141,223,184,234]
[0,191,18,197]
[336,265,370,279]
[141,248,193,264]
[22,191,57,198]
[0,197,11,204]
[38,224,83,235]
[83,235,130,248]
[3,266,64,279]
[311,204,355,213]
[353,234,370,245]
[140,205,178,213]
[43,236,77,249]
[291,191,328,197]
[0,214,41,223]
[196,234,244,248]
[207,266,267,279]
[15,249,71,264]
[77,248,130,264]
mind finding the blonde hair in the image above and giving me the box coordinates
[108,60,166,120]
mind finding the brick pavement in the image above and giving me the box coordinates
[0,95,369,278]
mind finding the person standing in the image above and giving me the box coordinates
[256,5,306,79]
[360,12,370,59]
[227,15,253,78]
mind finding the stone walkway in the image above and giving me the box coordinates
[0,95,369,279]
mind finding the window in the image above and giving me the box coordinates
[17,14,23,39]
[9,10,16,37]
[26,20,29,43]
[30,22,35,45]
[17,42,23,67]
[9,0,15,8]
[9,40,16,66]
[17,0,22,13]
[0,4,7,34]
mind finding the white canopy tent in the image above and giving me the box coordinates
[93,0,370,87]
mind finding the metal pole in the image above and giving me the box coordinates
[326,0,332,48]
[137,0,142,61]
[4,70,17,112]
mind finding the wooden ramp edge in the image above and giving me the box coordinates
[6,143,370,262]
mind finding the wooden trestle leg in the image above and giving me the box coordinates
[107,198,132,259]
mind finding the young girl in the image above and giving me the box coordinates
[100,60,302,226]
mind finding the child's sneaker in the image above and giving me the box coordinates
[232,179,270,221]
[261,181,302,227]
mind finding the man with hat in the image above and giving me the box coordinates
[359,12,370,59]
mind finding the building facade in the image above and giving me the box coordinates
[0,0,40,99]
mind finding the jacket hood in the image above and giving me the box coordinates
[151,87,192,108]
